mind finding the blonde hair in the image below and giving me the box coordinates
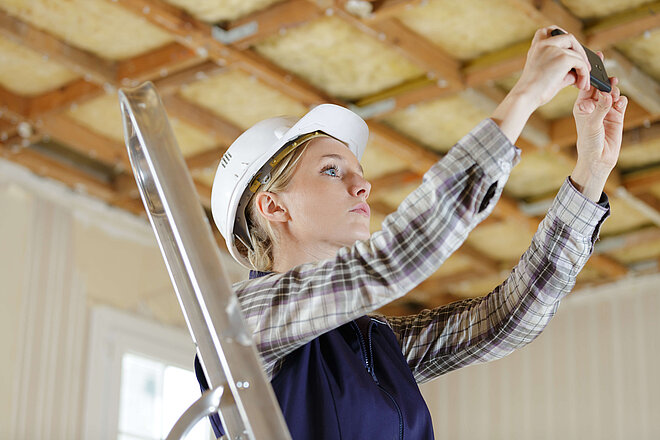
[243,142,312,271]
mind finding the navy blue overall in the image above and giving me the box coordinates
[194,272,435,439]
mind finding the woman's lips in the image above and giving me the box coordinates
[350,202,371,218]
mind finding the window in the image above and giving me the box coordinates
[117,353,211,440]
[84,307,215,440]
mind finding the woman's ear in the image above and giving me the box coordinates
[254,191,289,224]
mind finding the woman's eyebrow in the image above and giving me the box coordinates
[320,154,364,175]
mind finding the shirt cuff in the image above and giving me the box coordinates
[549,177,611,240]
[454,118,522,181]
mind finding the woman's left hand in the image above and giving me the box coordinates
[573,52,627,176]
[571,52,628,201]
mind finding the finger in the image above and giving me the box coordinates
[613,95,628,114]
[562,52,591,90]
[597,51,604,61]
[567,33,591,73]
[612,84,620,102]
[546,33,591,74]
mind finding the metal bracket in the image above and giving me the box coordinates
[212,22,259,45]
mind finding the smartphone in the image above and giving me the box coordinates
[550,28,611,93]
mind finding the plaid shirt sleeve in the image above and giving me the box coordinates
[381,177,610,383]
[233,118,523,380]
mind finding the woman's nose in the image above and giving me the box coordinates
[351,174,371,199]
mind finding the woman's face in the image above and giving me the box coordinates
[275,136,371,251]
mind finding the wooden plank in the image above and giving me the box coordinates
[344,13,462,86]
[39,113,130,168]
[604,49,660,115]
[112,0,333,107]
[369,169,420,201]
[363,82,460,118]
[463,41,529,88]
[225,0,323,49]
[162,94,242,146]
[586,1,660,49]
[595,226,660,253]
[364,0,426,22]
[366,120,440,174]
[0,143,116,201]
[0,9,116,85]
[622,120,660,149]
[194,179,212,208]
[117,42,201,83]
[587,254,629,278]
[185,146,224,170]
[152,60,227,95]
[535,0,584,39]
[504,0,583,38]
[27,79,103,117]
[622,168,660,194]
[0,85,30,118]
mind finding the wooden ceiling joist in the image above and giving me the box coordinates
[361,0,426,22]
[0,138,116,201]
[38,113,129,169]
[151,60,227,95]
[224,0,324,49]
[111,0,333,107]
[27,79,103,118]
[116,42,201,84]
[161,94,242,147]
[508,0,584,39]
[586,1,660,49]
[0,84,29,118]
[335,8,463,87]
[0,9,117,85]
[604,49,660,116]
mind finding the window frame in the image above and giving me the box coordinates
[83,306,198,440]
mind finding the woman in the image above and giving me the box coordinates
[195,27,627,439]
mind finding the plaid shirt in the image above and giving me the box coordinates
[233,118,610,383]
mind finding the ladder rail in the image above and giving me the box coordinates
[118,82,292,440]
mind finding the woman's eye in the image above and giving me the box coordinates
[322,166,340,177]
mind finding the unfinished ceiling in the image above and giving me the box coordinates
[1,0,659,316]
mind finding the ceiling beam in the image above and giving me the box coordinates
[117,42,202,84]
[111,0,333,107]
[334,9,462,87]
[38,113,129,169]
[0,136,117,201]
[151,60,227,94]
[225,0,323,49]
[585,1,660,49]
[361,0,426,22]
[26,79,103,118]
[0,9,117,84]
[604,49,660,116]
[162,94,242,146]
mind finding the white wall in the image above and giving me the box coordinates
[0,159,247,439]
[420,273,660,439]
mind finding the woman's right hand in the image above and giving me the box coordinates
[512,27,592,108]
[491,26,593,145]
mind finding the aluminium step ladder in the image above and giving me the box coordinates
[119,82,291,440]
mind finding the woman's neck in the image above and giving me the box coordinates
[271,239,342,273]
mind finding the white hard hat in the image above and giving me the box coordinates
[211,103,369,269]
